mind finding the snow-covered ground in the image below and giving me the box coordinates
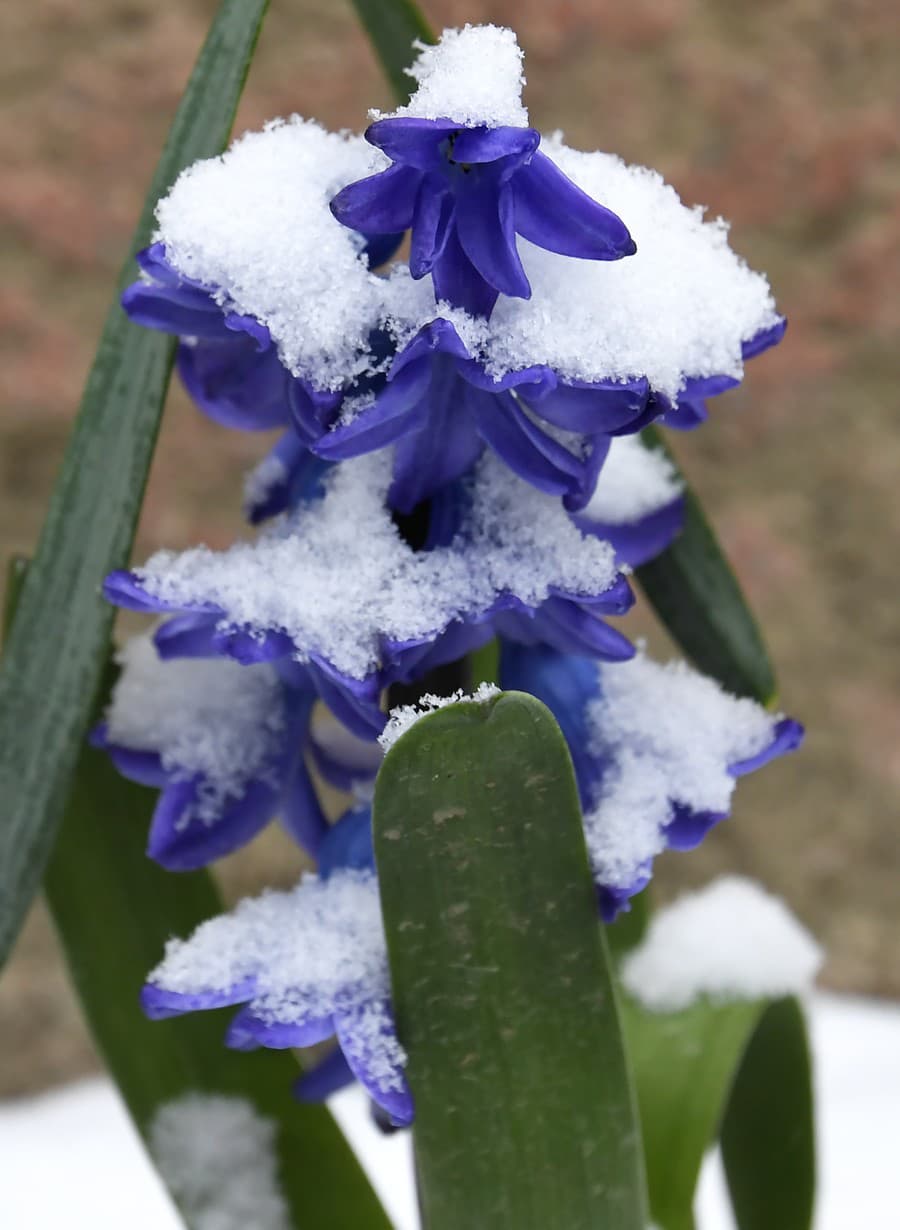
[2,993,897,1229]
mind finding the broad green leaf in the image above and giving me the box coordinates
[720,997,816,1230]
[0,0,270,969]
[636,427,777,705]
[621,993,762,1230]
[2,563,390,1230]
[348,0,435,103]
[373,692,648,1230]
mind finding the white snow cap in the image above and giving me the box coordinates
[148,870,405,1090]
[380,682,500,752]
[105,634,285,824]
[150,1094,290,1230]
[385,25,529,128]
[135,452,621,681]
[580,436,683,526]
[374,133,780,399]
[621,876,823,1012]
[584,652,786,891]
[154,117,387,390]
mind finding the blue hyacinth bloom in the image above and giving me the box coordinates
[500,643,803,920]
[314,317,653,513]
[331,118,635,317]
[91,630,330,869]
[142,869,413,1126]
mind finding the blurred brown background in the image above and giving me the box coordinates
[1,0,898,1097]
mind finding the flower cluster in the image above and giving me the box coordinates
[103,25,800,1124]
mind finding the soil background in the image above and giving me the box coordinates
[1,0,898,1096]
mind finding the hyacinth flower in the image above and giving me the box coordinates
[121,117,398,438]
[141,868,414,1126]
[500,643,804,919]
[104,452,637,738]
[90,632,329,869]
[330,25,635,317]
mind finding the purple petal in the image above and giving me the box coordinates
[742,317,787,359]
[153,613,222,659]
[225,1005,334,1051]
[513,150,636,260]
[729,717,804,777]
[121,282,230,337]
[334,1002,414,1127]
[176,340,292,432]
[526,378,650,434]
[410,176,454,277]
[388,370,483,513]
[530,597,636,661]
[100,739,168,790]
[141,977,257,1020]
[573,495,686,567]
[664,804,727,852]
[147,775,278,871]
[293,1047,355,1102]
[450,126,540,166]
[280,750,329,857]
[431,229,499,318]
[364,117,457,171]
[330,163,422,234]
[456,180,531,299]
[314,361,431,459]
[471,389,583,496]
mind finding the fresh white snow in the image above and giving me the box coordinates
[2,993,897,1230]
[379,25,529,129]
[380,682,500,752]
[155,117,387,390]
[621,876,824,1012]
[150,1094,290,1230]
[136,452,620,681]
[580,436,682,526]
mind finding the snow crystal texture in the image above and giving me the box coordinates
[148,871,406,1091]
[154,117,387,390]
[105,635,285,822]
[383,25,528,128]
[621,876,823,1012]
[581,436,682,525]
[584,653,783,889]
[136,452,621,680]
[150,1094,290,1230]
[380,682,500,752]
[479,137,779,397]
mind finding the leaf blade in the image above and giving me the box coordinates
[635,426,777,704]
[0,0,271,969]
[720,996,816,1230]
[348,0,435,103]
[373,692,647,1230]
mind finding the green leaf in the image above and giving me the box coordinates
[720,997,816,1230]
[373,692,648,1230]
[635,426,777,705]
[2,563,390,1229]
[0,0,270,970]
[621,993,763,1230]
[348,0,435,103]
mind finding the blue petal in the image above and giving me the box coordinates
[409,176,454,277]
[525,378,650,434]
[742,317,787,359]
[513,150,636,260]
[176,339,292,431]
[388,367,483,513]
[455,179,531,299]
[499,643,603,807]
[317,806,376,879]
[91,727,168,789]
[147,774,278,871]
[225,1005,334,1051]
[293,1047,355,1102]
[334,1002,414,1127]
[121,282,232,338]
[141,977,257,1020]
[573,496,686,567]
[471,388,583,496]
[450,126,540,166]
[364,117,457,171]
[314,361,431,459]
[330,163,422,233]
[729,717,804,777]
[431,228,499,317]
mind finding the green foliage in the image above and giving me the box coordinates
[721,997,816,1230]
[348,0,435,102]
[0,0,272,970]
[636,427,777,704]
[374,692,648,1230]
